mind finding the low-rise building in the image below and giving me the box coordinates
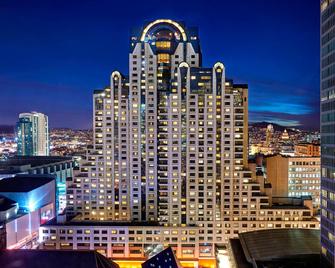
[295,142,320,157]
[0,175,56,249]
[266,154,320,207]
[0,249,119,268]
[39,195,318,268]
[0,156,75,213]
[228,229,320,268]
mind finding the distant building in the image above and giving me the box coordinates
[0,249,119,268]
[265,124,274,146]
[295,142,320,157]
[228,228,320,268]
[142,247,181,268]
[281,129,289,141]
[266,154,320,207]
[0,175,55,249]
[0,156,75,213]
[16,112,49,156]
[280,142,295,156]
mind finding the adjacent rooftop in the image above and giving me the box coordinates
[0,175,54,192]
[0,249,119,268]
[229,228,321,268]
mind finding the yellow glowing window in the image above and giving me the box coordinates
[156,41,171,49]
[158,53,170,63]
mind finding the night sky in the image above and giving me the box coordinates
[0,0,320,130]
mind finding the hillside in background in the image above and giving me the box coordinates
[249,121,299,132]
[0,122,302,135]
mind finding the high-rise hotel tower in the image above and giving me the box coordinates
[67,19,253,225]
[321,1,335,266]
[56,20,318,264]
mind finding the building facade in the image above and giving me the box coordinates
[16,112,49,156]
[39,20,320,267]
[321,1,335,266]
[294,142,320,157]
[266,155,321,207]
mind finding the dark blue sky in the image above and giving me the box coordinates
[0,0,320,130]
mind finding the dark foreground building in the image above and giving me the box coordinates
[321,0,335,267]
[228,228,320,268]
[0,249,119,268]
[142,247,182,268]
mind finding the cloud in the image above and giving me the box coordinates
[233,76,320,130]
[249,110,319,130]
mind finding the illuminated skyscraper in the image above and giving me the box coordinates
[52,19,319,264]
[67,20,254,225]
[321,1,335,266]
[16,112,49,156]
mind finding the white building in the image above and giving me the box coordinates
[41,19,319,266]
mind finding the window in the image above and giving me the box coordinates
[158,53,170,63]
[156,41,171,49]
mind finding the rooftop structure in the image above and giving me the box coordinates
[142,247,181,268]
[0,156,74,175]
[0,175,56,249]
[229,229,321,268]
[0,175,55,213]
[0,175,54,193]
[0,249,119,268]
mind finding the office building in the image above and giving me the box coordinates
[16,112,49,156]
[266,154,321,207]
[0,175,55,249]
[321,0,335,266]
[40,20,319,267]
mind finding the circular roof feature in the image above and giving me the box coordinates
[140,19,187,42]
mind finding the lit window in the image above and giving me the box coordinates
[156,41,171,49]
[158,53,170,63]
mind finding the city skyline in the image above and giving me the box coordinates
[0,2,327,265]
[0,0,320,130]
